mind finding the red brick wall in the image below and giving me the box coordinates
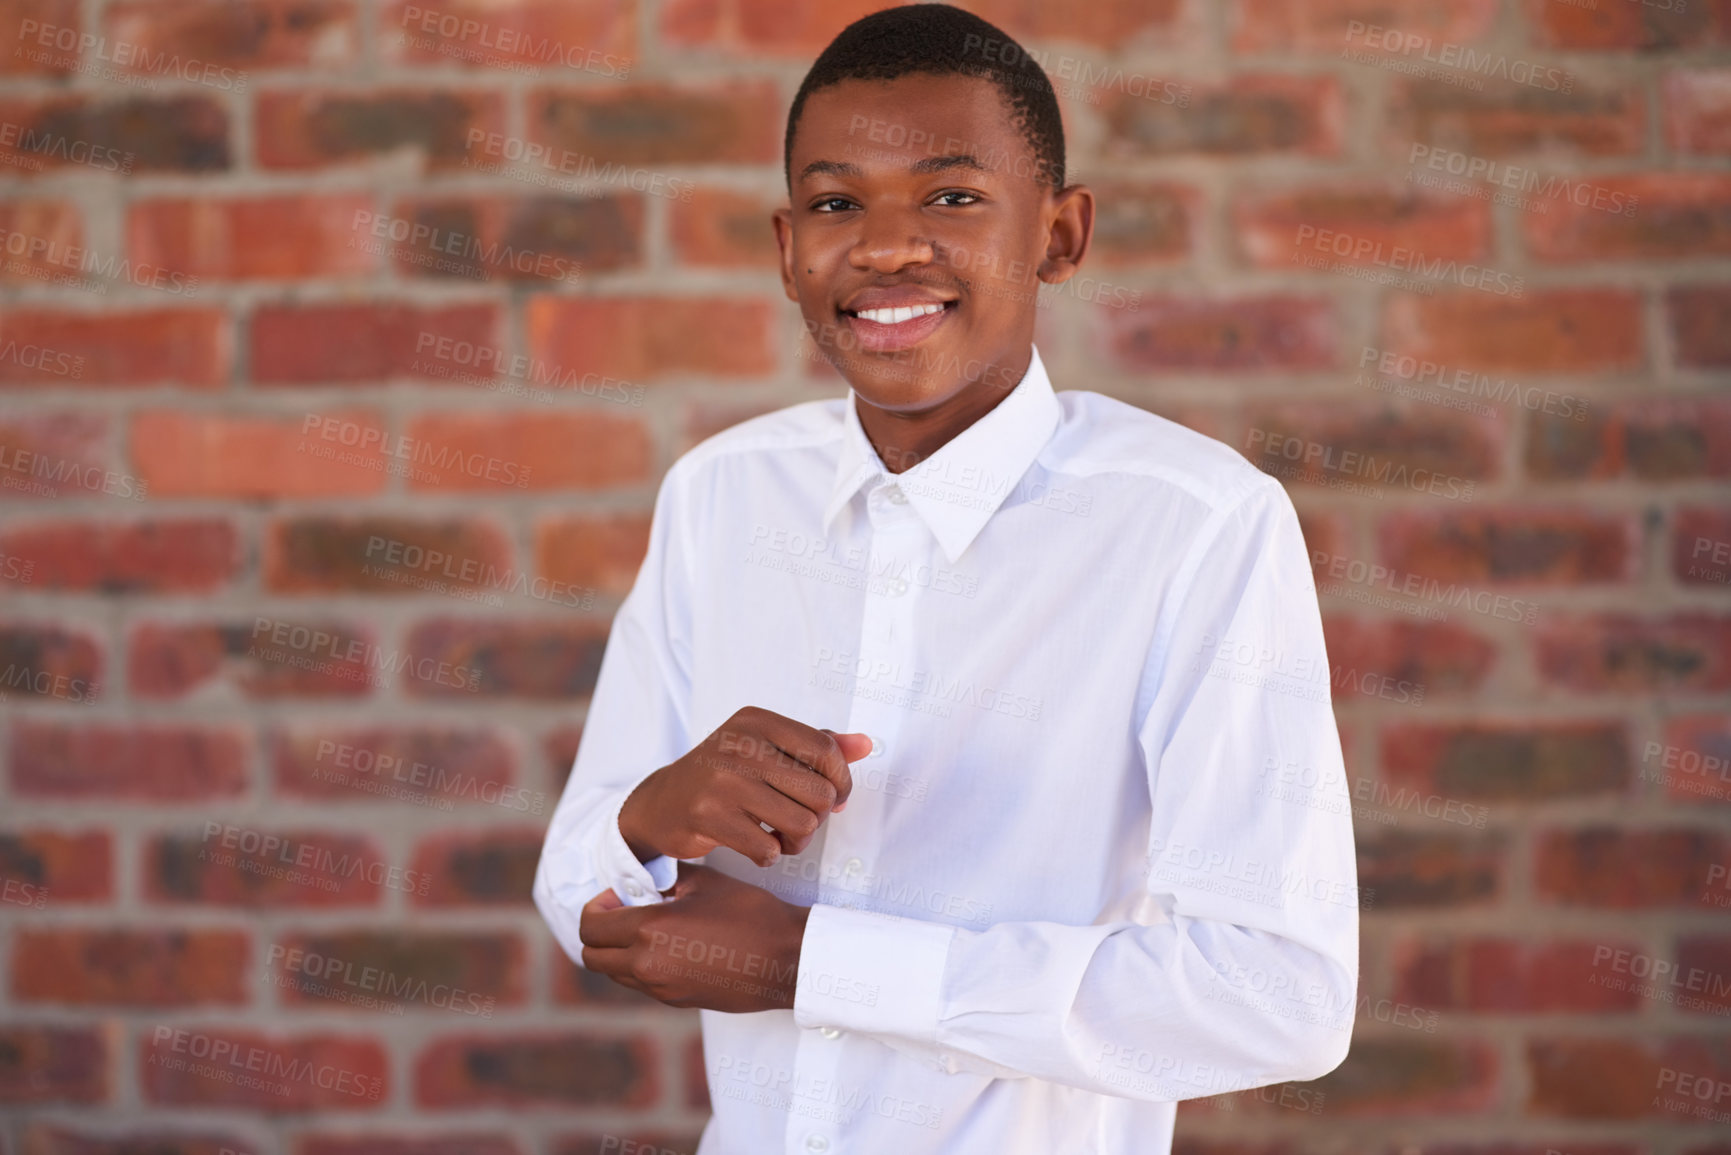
[0,1,1726,1152]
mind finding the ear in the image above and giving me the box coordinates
[773,206,800,304]
[1036,184,1095,287]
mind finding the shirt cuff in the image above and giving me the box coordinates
[793,903,955,1047]
[591,792,678,906]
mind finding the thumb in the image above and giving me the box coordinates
[821,729,875,763]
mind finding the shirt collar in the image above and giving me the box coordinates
[822,345,1061,565]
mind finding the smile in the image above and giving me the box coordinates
[838,300,956,354]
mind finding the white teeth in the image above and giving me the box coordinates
[856,303,945,325]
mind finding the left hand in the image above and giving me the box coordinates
[579,862,812,1012]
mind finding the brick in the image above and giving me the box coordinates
[1355,827,1505,907]
[271,726,522,809]
[20,1127,258,1155]
[1393,937,1644,1012]
[0,308,228,387]
[530,80,778,165]
[128,619,377,700]
[551,944,657,1008]
[128,194,375,281]
[1236,184,1490,270]
[1231,0,1500,54]
[1085,182,1196,266]
[251,301,498,385]
[683,1032,707,1111]
[1243,403,1502,493]
[294,1137,523,1155]
[1391,79,1646,158]
[1653,715,1731,805]
[1306,1038,1497,1115]
[3,0,82,76]
[258,89,504,171]
[264,516,514,594]
[1670,284,1731,368]
[141,1028,386,1110]
[1382,722,1628,802]
[1535,614,1731,693]
[383,194,641,281]
[1322,617,1496,699]
[0,95,229,173]
[553,1134,703,1155]
[0,623,102,705]
[0,1026,107,1103]
[534,512,650,598]
[669,187,782,269]
[526,296,776,382]
[0,519,239,593]
[0,201,83,284]
[1383,289,1643,373]
[269,931,526,1013]
[1527,1036,1731,1118]
[1525,174,1731,261]
[1675,936,1731,1014]
[413,1033,656,1108]
[146,828,390,907]
[404,412,651,492]
[543,724,582,790]
[1377,507,1636,585]
[0,830,111,901]
[1526,0,1731,51]
[1526,397,1731,481]
[1535,826,1727,908]
[0,413,116,501]
[1105,295,1336,372]
[1666,69,1731,154]
[409,829,542,907]
[13,929,249,1005]
[1674,508,1731,587]
[666,0,1183,53]
[106,0,359,70]
[130,410,389,498]
[10,722,249,800]
[382,0,635,73]
[1101,75,1343,158]
[403,619,607,699]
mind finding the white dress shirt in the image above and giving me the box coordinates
[534,345,1359,1155]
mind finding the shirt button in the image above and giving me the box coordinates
[820,1026,841,1039]
[867,735,884,757]
[886,487,908,505]
[623,882,643,898]
[844,857,864,875]
[886,578,908,596]
[805,1135,830,1153]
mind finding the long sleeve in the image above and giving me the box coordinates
[792,477,1359,1100]
[535,459,696,967]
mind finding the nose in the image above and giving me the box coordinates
[847,201,935,275]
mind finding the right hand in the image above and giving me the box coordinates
[618,706,873,869]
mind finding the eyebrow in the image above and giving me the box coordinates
[796,153,991,182]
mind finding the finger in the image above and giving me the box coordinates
[580,944,637,981]
[757,718,855,809]
[587,888,625,913]
[712,809,786,868]
[740,782,823,852]
[579,902,646,950]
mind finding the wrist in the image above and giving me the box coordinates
[780,902,812,1011]
[617,786,659,862]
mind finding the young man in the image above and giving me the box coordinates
[534,6,1358,1153]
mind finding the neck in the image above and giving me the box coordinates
[855,349,1031,475]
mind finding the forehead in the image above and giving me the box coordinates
[792,72,1035,178]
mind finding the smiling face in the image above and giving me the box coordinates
[775,72,1093,428]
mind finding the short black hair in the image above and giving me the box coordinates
[784,3,1065,191]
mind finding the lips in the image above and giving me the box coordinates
[838,291,957,354]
